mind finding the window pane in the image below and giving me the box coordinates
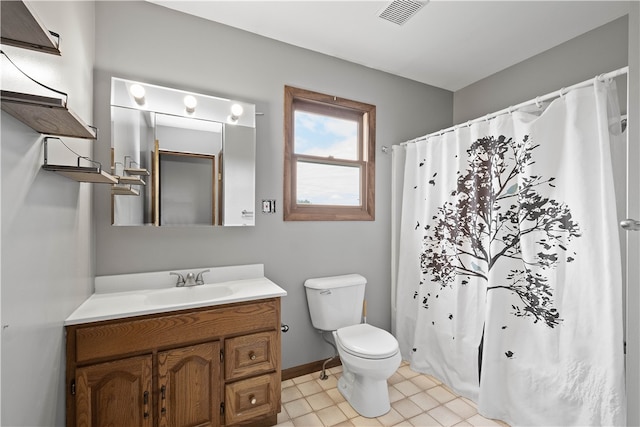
[297,161,360,206]
[294,111,358,160]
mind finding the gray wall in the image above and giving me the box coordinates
[454,15,629,123]
[92,1,453,371]
[452,11,639,426]
[0,2,96,426]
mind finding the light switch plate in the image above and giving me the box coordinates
[262,199,276,214]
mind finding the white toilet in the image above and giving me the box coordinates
[304,274,401,418]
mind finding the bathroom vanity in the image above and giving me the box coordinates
[64,266,286,427]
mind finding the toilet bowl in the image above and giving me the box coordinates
[304,274,401,418]
[333,323,401,418]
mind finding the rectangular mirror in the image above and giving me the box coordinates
[110,77,256,226]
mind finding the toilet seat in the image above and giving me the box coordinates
[336,323,399,359]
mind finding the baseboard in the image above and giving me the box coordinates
[281,357,342,381]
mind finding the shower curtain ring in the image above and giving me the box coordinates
[535,96,542,109]
[559,88,566,99]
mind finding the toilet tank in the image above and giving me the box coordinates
[304,274,366,331]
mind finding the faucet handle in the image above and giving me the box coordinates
[169,272,186,287]
[195,269,210,285]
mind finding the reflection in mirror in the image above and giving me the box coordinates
[156,114,221,225]
[110,77,256,227]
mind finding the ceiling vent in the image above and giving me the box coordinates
[377,0,426,26]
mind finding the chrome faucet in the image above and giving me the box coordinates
[170,269,210,287]
[185,272,196,286]
[195,269,210,285]
[170,272,186,287]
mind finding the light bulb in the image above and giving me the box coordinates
[231,103,244,118]
[184,95,197,114]
[129,84,146,105]
[229,103,244,123]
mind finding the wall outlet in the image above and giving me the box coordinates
[262,199,276,214]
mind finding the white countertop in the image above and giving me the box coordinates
[65,277,287,325]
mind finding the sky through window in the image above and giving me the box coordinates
[294,111,360,205]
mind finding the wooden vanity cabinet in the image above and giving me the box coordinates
[66,298,282,427]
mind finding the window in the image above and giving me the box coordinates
[284,86,376,221]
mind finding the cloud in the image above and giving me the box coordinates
[295,111,358,160]
[297,162,360,205]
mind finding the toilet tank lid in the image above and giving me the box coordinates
[304,274,366,290]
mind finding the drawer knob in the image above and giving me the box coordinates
[249,395,257,405]
[249,352,256,361]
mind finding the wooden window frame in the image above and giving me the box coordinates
[284,86,376,221]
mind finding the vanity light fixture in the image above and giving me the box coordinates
[184,95,197,114]
[129,84,146,106]
[228,103,244,123]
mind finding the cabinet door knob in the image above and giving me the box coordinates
[249,352,256,361]
[249,395,257,405]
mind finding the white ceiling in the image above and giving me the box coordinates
[149,1,631,92]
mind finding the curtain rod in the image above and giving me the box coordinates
[402,66,629,145]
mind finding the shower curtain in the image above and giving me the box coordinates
[393,79,626,426]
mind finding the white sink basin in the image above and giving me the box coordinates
[145,284,233,306]
[66,275,288,325]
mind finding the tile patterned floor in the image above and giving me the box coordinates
[276,361,509,427]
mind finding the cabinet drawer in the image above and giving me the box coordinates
[225,331,277,380]
[73,299,278,363]
[225,373,279,425]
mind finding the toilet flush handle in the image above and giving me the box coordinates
[320,290,331,295]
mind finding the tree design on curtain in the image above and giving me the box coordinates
[419,135,581,328]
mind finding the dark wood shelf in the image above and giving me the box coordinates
[1,91,97,139]
[116,175,146,186]
[1,1,60,55]
[124,167,150,176]
[42,165,118,184]
[112,186,140,196]
[42,137,114,183]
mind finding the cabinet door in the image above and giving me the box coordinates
[75,355,153,427]
[158,342,221,427]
